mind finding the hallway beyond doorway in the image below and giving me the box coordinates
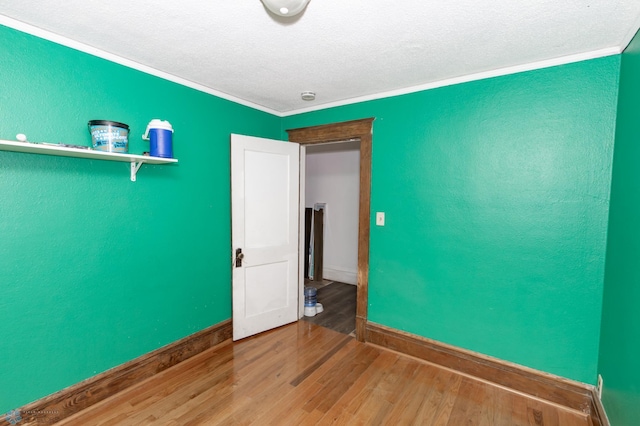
[302,281,356,335]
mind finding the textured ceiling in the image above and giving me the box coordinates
[1,1,639,115]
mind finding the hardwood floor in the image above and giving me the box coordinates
[302,281,357,335]
[58,322,591,425]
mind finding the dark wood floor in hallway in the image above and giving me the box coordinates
[59,322,591,425]
[302,281,357,335]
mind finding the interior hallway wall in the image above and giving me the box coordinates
[305,141,360,284]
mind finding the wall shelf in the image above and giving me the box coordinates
[0,139,178,181]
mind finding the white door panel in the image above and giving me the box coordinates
[231,134,299,341]
[244,150,291,248]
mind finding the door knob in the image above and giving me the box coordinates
[235,248,244,267]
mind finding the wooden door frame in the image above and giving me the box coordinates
[287,118,374,342]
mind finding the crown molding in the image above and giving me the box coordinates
[280,47,621,117]
[0,15,282,116]
[0,15,624,119]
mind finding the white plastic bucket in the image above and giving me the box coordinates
[88,120,129,153]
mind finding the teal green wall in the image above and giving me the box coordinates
[0,25,280,412]
[599,29,640,426]
[284,56,620,384]
[0,20,628,416]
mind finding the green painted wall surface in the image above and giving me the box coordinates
[284,57,619,384]
[0,25,280,412]
[599,29,640,426]
[0,20,625,415]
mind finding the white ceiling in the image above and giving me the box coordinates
[1,1,639,116]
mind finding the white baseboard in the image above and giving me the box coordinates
[323,267,357,285]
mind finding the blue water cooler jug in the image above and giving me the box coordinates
[143,119,174,158]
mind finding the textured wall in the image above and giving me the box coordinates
[0,25,280,412]
[0,19,625,415]
[599,29,640,425]
[284,56,620,384]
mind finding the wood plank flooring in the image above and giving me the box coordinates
[302,281,357,335]
[58,322,592,425]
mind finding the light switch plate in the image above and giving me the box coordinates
[376,212,385,226]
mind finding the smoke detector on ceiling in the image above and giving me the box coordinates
[301,91,316,101]
[261,0,311,17]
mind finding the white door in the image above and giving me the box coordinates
[231,134,300,340]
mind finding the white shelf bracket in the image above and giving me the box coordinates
[130,161,144,182]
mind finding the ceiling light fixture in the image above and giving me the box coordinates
[301,91,316,101]
[261,0,311,17]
